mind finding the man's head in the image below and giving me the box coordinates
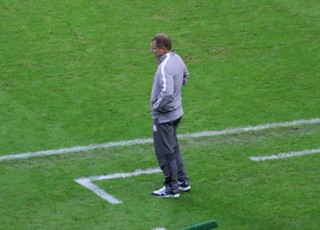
[150,33,172,59]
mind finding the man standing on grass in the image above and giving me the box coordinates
[150,33,191,198]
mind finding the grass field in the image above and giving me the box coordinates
[1,0,320,229]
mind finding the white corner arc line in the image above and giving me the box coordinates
[74,168,161,204]
[250,148,320,161]
[1,117,320,161]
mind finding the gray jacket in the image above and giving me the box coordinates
[150,51,189,123]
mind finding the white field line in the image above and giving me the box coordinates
[74,168,161,204]
[1,117,320,161]
[75,178,122,204]
[250,148,320,161]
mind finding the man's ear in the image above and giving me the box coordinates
[160,46,168,53]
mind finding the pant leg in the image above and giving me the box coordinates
[172,118,189,182]
[153,119,179,193]
[174,145,189,182]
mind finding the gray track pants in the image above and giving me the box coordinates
[153,117,189,193]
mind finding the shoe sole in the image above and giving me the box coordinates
[152,193,180,198]
[179,186,191,192]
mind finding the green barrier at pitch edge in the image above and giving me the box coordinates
[179,220,218,230]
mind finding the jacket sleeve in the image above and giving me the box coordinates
[183,66,189,86]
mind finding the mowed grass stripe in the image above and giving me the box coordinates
[1,117,320,161]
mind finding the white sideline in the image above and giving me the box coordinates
[250,148,320,161]
[1,117,320,161]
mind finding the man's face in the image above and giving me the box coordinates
[150,41,166,59]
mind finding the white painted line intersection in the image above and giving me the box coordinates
[2,117,319,206]
[75,168,161,204]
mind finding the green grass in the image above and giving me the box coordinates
[1,0,320,229]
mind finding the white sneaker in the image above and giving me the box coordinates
[152,186,180,198]
[178,181,191,192]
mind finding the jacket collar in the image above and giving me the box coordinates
[158,51,175,64]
